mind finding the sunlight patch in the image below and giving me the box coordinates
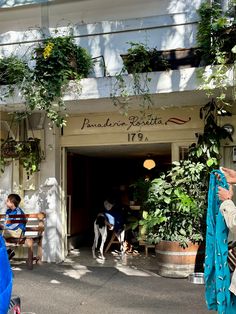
[63,267,91,279]
[50,279,61,284]
[116,266,150,277]
[11,267,22,271]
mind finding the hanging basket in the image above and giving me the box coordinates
[16,138,41,155]
[0,138,19,158]
[1,138,42,160]
[17,138,43,175]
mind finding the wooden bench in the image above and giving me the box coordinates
[0,212,46,269]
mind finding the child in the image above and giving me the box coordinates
[0,194,26,259]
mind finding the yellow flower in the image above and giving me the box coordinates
[43,42,54,59]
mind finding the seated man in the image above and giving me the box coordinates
[0,194,26,259]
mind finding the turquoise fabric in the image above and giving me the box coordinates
[204,170,236,313]
[0,235,13,314]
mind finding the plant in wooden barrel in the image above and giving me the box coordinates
[138,160,208,278]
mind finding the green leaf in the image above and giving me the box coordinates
[142,211,148,219]
[206,158,214,167]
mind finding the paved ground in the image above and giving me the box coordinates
[11,248,213,314]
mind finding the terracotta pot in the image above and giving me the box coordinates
[155,240,205,278]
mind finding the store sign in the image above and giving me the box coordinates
[80,114,191,131]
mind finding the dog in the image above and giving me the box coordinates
[92,213,125,259]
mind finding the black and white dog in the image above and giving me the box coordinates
[92,213,125,260]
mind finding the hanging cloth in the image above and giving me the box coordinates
[204,170,236,313]
[0,235,13,314]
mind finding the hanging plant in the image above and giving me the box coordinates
[1,137,19,158]
[22,35,94,127]
[0,56,31,99]
[121,42,169,73]
[0,115,44,175]
[16,138,43,175]
[0,136,43,175]
[0,56,30,85]
[111,42,169,115]
[197,1,236,108]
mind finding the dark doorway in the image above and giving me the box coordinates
[66,146,171,248]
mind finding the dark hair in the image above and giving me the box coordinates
[8,194,21,207]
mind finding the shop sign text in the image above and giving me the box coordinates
[80,114,191,131]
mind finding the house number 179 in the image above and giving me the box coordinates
[127,132,148,142]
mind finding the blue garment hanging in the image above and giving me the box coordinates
[0,235,13,314]
[204,170,236,313]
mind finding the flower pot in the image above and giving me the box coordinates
[160,48,202,69]
[120,54,168,73]
[155,240,205,278]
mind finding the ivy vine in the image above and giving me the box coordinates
[197,1,236,108]
[0,35,94,127]
[111,42,169,115]
[188,99,233,170]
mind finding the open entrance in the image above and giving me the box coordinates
[66,143,171,249]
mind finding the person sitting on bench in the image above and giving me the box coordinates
[0,194,26,260]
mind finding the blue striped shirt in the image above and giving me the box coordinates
[5,207,26,233]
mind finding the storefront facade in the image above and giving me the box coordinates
[0,0,235,262]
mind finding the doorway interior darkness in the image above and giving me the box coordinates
[66,143,171,247]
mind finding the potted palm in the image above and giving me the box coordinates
[138,160,207,278]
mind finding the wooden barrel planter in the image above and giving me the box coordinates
[155,241,205,278]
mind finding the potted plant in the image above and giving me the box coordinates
[16,138,43,175]
[0,56,30,85]
[112,42,167,114]
[138,160,207,277]
[0,136,43,176]
[113,41,201,114]
[0,56,31,100]
[0,36,94,128]
[21,35,94,127]
[34,36,93,81]
[121,42,169,73]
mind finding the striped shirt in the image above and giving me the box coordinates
[5,207,26,233]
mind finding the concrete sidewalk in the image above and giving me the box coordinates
[11,248,212,314]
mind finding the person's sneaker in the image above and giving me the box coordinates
[7,248,15,260]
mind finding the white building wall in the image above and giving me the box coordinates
[0,0,206,262]
[0,0,203,74]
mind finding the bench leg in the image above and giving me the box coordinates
[145,245,148,257]
[25,238,34,270]
[37,237,43,265]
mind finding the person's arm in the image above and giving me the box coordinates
[219,186,236,233]
[221,167,236,184]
